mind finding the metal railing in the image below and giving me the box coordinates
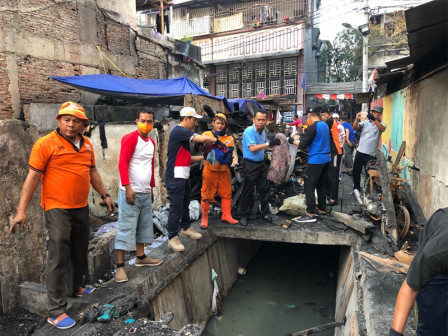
[170,0,307,38]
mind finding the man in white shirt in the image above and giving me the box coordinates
[352,106,386,193]
[115,110,163,283]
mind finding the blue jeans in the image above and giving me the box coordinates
[165,178,191,239]
[416,274,448,336]
[115,190,154,251]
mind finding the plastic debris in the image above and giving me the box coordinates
[279,195,307,216]
[94,221,118,236]
[189,200,201,221]
[124,319,135,324]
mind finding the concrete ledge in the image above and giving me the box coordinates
[211,216,359,246]
[356,241,416,336]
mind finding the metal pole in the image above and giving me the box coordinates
[362,0,369,112]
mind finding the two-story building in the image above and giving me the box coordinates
[137,0,323,120]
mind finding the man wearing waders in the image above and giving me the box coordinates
[200,113,238,229]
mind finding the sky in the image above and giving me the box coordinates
[319,0,434,42]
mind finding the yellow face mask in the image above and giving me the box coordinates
[138,122,153,134]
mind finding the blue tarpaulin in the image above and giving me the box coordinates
[227,99,266,114]
[52,74,228,107]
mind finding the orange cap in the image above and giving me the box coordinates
[56,101,88,120]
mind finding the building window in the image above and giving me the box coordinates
[230,83,239,98]
[242,64,253,81]
[217,84,227,97]
[269,60,281,78]
[255,61,267,79]
[229,64,240,82]
[216,65,227,82]
[284,58,297,77]
[285,79,296,94]
[256,81,266,96]
[243,82,252,97]
[270,80,280,95]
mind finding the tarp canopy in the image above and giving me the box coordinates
[227,99,266,114]
[52,74,228,107]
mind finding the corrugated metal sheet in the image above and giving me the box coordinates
[405,0,448,59]
[305,82,362,94]
[385,0,447,71]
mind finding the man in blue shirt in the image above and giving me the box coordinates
[239,111,281,226]
[289,109,331,222]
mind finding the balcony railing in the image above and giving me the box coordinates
[169,0,307,38]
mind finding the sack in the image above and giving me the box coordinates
[279,195,307,216]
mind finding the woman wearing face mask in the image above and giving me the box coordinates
[200,113,238,229]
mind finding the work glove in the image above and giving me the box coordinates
[367,113,376,121]
[269,138,281,146]
[388,328,403,336]
[288,137,295,144]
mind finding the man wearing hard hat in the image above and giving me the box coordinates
[10,101,116,330]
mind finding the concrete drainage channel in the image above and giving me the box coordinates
[18,218,415,336]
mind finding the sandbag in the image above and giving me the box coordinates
[279,194,307,216]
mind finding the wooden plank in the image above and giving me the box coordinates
[358,251,409,274]
[331,211,374,234]
[376,150,398,245]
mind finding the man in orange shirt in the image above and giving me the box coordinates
[320,108,342,206]
[200,113,238,229]
[10,102,115,330]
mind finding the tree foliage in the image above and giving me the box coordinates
[319,28,362,83]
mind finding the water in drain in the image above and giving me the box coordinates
[202,242,339,336]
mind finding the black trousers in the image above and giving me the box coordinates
[165,177,191,239]
[45,206,90,317]
[239,159,270,217]
[353,151,375,190]
[327,154,342,201]
[343,143,354,169]
[304,162,329,214]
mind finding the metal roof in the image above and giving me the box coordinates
[305,82,363,95]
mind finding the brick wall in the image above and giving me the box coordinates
[18,1,79,41]
[0,1,177,120]
[0,55,13,119]
[17,57,82,105]
[106,18,131,55]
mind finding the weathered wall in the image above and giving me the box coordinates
[0,0,193,120]
[0,120,46,313]
[380,68,448,217]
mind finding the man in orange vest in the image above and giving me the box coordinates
[10,102,116,330]
[200,113,238,229]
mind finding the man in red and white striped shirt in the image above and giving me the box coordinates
[115,110,163,283]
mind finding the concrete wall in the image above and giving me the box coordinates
[151,238,260,329]
[0,120,46,313]
[334,247,357,336]
[380,68,448,217]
